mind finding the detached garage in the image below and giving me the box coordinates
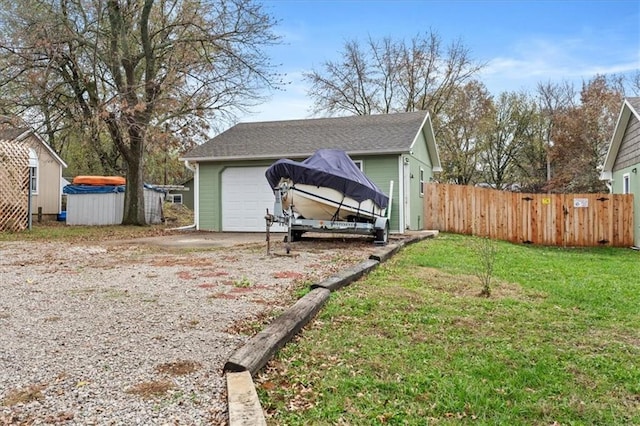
[181,111,441,233]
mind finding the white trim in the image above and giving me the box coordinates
[181,148,410,163]
[397,156,405,232]
[17,129,68,168]
[601,99,640,178]
[353,160,363,171]
[408,112,442,172]
[194,163,200,230]
[403,156,411,230]
[419,167,425,197]
[28,148,39,195]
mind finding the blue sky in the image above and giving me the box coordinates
[239,0,640,123]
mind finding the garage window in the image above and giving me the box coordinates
[623,173,630,194]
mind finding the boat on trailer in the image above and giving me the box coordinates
[265,149,391,243]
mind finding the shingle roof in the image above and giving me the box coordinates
[0,127,30,141]
[0,126,67,168]
[183,111,430,160]
[601,97,640,178]
[627,97,640,114]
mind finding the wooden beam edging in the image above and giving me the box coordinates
[224,287,331,376]
[369,242,402,262]
[225,230,439,425]
[403,230,439,246]
[311,259,379,291]
[227,371,267,426]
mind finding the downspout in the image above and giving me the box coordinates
[170,160,197,231]
[397,156,405,232]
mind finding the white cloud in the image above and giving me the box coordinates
[478,35,639,94]
[239,70,314,122]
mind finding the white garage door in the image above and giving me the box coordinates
[221,167,286,232]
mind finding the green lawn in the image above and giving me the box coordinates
[257,233,640,425]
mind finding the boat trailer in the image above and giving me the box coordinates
[265,185,390,246]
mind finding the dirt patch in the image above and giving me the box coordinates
[413,266,541,300]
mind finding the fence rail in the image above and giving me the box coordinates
[423,183,634,247]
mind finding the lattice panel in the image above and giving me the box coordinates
[0,140,29,232]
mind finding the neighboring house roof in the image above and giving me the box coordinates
[182,111,441,169]
[0,127,67,168]
[601,97,640,180]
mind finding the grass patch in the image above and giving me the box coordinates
[0,223,171,242]
[234,276,252,288]
[0,203,193,242]
[257,233,640,425]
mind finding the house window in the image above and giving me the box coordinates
[353,160,363,171]
[623,173,630,194]
[168,193,183,204]
[419,168,425,196]
[28,148,38,194]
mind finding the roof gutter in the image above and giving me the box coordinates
[180,148,411,163]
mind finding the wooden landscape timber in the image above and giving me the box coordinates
[311,259,379,291]
[224,287,331,376]
[226,371,267,426]
[225,231,438,425]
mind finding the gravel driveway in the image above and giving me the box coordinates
[0,233,378,425]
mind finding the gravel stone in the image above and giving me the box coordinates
[0,236,375,425]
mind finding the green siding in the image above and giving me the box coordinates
[174,178,194,210]
[405,129,436,231]
[198,164,222,230]
[354,155,400,232]
[196,154,438,234]
[611,165,639,247]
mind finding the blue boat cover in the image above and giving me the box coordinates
[265,149,389,208]
[63,184,165,194]
[63,185,125,194]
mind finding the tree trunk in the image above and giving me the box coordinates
[122,135,146,225]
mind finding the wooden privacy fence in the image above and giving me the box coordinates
[424,183,634,247]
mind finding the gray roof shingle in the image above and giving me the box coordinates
[627,97,640,114]
[0,127,30,142]
[183,111,429,160]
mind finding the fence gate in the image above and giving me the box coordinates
[0,140,30,232]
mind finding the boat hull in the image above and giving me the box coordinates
[73,176,126,186]
[281,183,385,221]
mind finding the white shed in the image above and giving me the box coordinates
[63,184,165,225]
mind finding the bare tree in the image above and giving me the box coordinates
[436,80,492,185]
[0,0,281,225]
[305,40,376,116]
[304,30,484,117]
[535,80,576,184]
[478,92,536,190]
[512,105,548,192]
[547,75,622,192]
[631,70,640,96]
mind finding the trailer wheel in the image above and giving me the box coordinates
[291,230,303,242]
[374,220,389,244]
